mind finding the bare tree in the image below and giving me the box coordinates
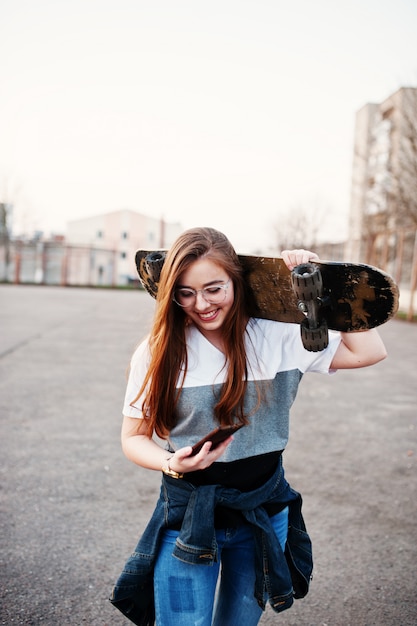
[390,88,417,228]
[0,176,22,281]
[272,204,326,252]
[0,202,12,281]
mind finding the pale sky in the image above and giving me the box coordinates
[1,0,416,252]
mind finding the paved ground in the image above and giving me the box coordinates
[0,284,416,626]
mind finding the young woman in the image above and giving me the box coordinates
[111,227,387,626]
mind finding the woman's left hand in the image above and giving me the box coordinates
[166,437,234,475]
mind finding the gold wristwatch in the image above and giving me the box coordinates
[161,457,184,479]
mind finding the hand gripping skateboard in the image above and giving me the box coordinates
[135,250,399,352]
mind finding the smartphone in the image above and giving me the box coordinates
[190,424,244,456]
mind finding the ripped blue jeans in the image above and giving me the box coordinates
[154,507,289,626]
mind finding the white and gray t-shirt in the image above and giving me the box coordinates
[123,318,340,463]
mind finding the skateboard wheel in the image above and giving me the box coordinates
[145,252,166,283]
[300,319,329,352]
[291,263,323,300]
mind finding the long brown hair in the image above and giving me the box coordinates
[134,227,254,439]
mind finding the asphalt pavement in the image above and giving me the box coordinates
[0,284,416,626]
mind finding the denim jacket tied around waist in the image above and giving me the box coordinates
[110,456,313,626]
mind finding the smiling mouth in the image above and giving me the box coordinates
[198,309,219,321]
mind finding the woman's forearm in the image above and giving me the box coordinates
[121,431,170,471]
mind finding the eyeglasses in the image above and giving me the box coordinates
[173,279,231,307]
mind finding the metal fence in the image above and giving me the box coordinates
[361,229,417,322]
[0,242,123,287]
[1,233,416,319]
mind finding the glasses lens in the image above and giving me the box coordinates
[173,282,228,307]
[173,289,195,307]
[202,286,227,303]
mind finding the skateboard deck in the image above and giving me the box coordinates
[135,250,399,350]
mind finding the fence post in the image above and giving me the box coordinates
[14,249,21,284]
[394,229,405,285]
[407,230,417,322]
[112,249,117,287]
[61,247,69,286]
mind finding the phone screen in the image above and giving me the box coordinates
[190,424,244,456]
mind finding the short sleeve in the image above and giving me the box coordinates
[122,338,151,418]
[283,325,341,374]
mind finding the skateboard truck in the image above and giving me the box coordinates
[291,263,329,352]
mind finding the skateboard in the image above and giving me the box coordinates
[135,250,399,352]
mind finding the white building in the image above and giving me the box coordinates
[66,209,183,285]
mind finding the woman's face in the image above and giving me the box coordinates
[175,257,234,338]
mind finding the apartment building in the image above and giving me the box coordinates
[347,87,417,263]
